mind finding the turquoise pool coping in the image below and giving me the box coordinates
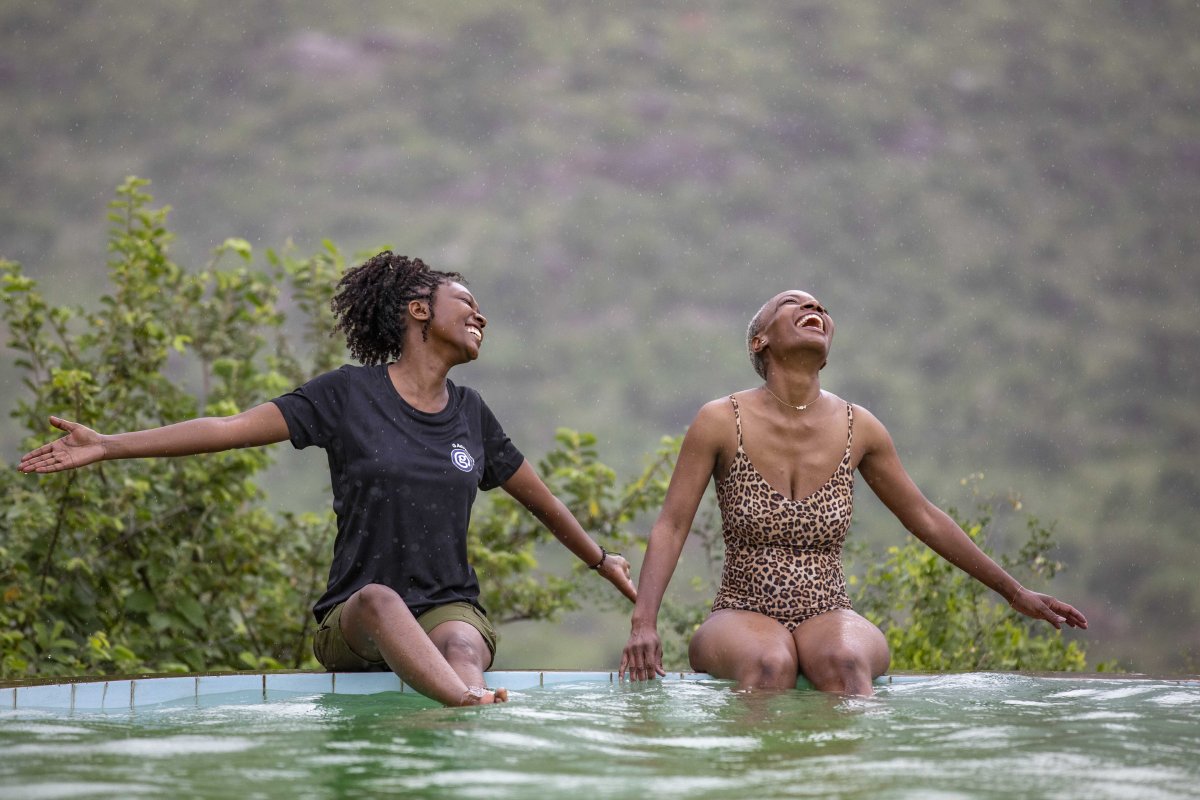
[6,670,1196,712]
[2,670,935,711]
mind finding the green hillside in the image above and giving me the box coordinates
[2,0,1198,670]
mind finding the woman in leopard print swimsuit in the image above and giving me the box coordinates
[620,289,1087,695]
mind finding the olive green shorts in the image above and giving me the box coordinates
[313,599,498,671]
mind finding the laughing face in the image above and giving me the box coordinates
[747,290,834,378]
[426,280,487,361]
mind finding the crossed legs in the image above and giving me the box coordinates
[339,584,507,706]
[689,608,890,695]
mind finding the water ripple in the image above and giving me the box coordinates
[2,675,1198,799]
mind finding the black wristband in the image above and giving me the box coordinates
[590,546,618,570]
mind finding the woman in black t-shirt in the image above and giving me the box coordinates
[19,251,637,707]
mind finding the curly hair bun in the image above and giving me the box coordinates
[330,251,465,365]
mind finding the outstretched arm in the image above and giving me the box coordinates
[620,400,727,681]
[18,402,291,474]
[501,459,638,603]
[856,406,1087,631]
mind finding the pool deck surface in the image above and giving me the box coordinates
[5,669,1196,712]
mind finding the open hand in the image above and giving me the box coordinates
[1010,588,1088,630]
[619,625,666,682]
[18,416,105,473]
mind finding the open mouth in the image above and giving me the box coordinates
[798,313,825,332]
[467,325,483,343]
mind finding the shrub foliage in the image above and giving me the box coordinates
[1,180,1093,678]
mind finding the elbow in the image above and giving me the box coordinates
[901,506,941,544]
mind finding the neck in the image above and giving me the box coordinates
[388,352,453,412]
[764,372,822,408]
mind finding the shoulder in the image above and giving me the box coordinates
[693,393,738,426]
[846,400,882,428]
[446,381,505,425]
[337,363,380,381]
[846,401,894,451]
[447,379,486,411]
[309,363,372,386]
[314,363,384,396]
[275,363,361,401]
[448,379,480,401]
[684,394,743,448]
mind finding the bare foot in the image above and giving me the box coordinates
[460,686,509,706]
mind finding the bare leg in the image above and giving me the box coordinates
[792,609,890,696]
[340,584,506,706]
[688,609,799,691]
[427,620,492,689]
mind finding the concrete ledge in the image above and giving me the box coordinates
[11,670,1186,712]
[1,670,940,711]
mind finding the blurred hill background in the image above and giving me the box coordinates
[1,0,1197,671]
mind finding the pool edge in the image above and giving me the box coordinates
[5,669,1197,711]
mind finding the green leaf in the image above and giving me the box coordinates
[125,589,156,614]
[221,238,253,262]
[176,597,206,630]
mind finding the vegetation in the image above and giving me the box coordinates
[1,181,1094,678]
[2,2,1198,671]
[852,501,1092,672]
[0,180,662,676]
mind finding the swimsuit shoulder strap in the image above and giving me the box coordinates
[845,403,854,457]
[729,394,744,449]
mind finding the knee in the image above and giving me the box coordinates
[439,629,486,666]
[745,647,799,690]
[350,584,404,622]
[807,645,876,695]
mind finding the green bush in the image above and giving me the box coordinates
[471,428,677,624]
[1,177,316,676]
[0,178,1100,679]
[0,178,672,678]
[851,494,1094,673]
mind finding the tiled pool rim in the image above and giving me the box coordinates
[5,670,1195,712]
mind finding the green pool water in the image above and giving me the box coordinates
[3,673,1197,799]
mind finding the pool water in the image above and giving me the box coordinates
[3,674,1198,799]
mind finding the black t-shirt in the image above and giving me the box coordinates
[271,365,524,622]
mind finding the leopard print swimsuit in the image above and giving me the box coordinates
[711,395,855,630]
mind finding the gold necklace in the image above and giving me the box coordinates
[763,385,821,411]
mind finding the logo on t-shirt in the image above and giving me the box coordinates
[449,443,476,473]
